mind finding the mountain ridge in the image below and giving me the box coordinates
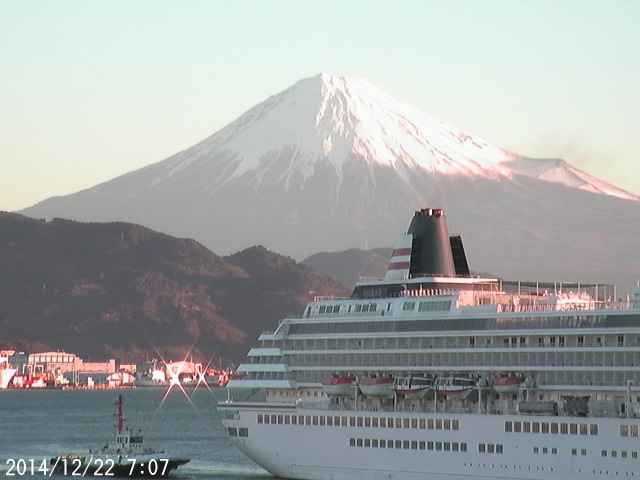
[0,213,346,363]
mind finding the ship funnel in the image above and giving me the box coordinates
[407,208,457,277]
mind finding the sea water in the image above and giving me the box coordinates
[0,388,271,480]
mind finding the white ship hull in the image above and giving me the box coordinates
[223,405,640,480]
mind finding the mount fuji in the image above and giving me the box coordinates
[21,74,640,290]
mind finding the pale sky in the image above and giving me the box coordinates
[1,0,639,212]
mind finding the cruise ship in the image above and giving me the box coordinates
[219,208,640,480]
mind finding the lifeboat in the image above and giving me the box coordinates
[359,376,394,398]
[435,375,477,399]
[393,376,433,399]
[492,373,525,394]
[322,375,355,397]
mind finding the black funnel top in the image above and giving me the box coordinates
[407,208,456,277]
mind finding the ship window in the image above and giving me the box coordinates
[395,418,402,428]
[479,443,486,453]
[601,450,607,457]
[349,438,355,447]
[278,415,283,424]
[403,440,410,449]
[362,305,370,313]
[403,418,410,429]
[428,419,434,429]
[350,417,356,427]
[452,442,459,452]
[541,423,549,434]
[313,416,319,426]
[341,417,348,427]
[532,422,540,433]
[357,417,363,427]
[403,302,415,311]
[238,428,249,437]
[633,452,638,458]
[364,439,371,448]
[505,421,512,432]
[319,306,326,314]
[580,424,588,435]
[611,450,617,457]
[291,416,297,425]
[356,438,363,447]
[355,305,362,312]
[379,439,386,448]
[514,422,521,433]
[227,427,237,437]
[551,423,558,434]
[621,451,627,458]
[560,423,568,434]
[427,441,434,450]
[365,417,371,428]
[395,440,402,449]
[299,416,305,425]
[444,419,451,430]
[590,424,598,435]
[570,423,577,435]
[436,442,442,451]
[571,448,577,456]
[370,303,377,311]
[372,439,378,448]
[630,425,639,437]
[379,418,386,428]
[257,414,263,424]
[326,416,332,427]
[436,419,443,430]
[542,447,548,454]
[533,447,538,454]
[319,416,325,426]
[271,415,277,424]
[452,419,459,430]
[444,442,451,451]
[620,425,629,436]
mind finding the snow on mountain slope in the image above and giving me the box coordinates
[20,74,640,290]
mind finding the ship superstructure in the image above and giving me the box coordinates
[220,208,640,480]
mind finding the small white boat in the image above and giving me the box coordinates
[393,376,433,398]
[435,375,477,399]
[322,375,355,397]
[492,373,525,394]
[0,356,17,389]
[359,376,394,398]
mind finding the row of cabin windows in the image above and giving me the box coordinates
[289,314,640,336]
[620,424,639,437]
[478,443,504,454]
[258,414,459,430]
[505,420,598,435]
[601,450,638,458]
[533,446,557,454]
[403,301,452,312]
[349,437,467,452]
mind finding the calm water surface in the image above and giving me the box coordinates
[0,388,272,480]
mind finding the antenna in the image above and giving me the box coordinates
[113,394,124,434]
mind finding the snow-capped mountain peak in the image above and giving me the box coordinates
[170,73,515,185]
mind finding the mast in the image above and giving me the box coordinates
[114,394,124,434]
